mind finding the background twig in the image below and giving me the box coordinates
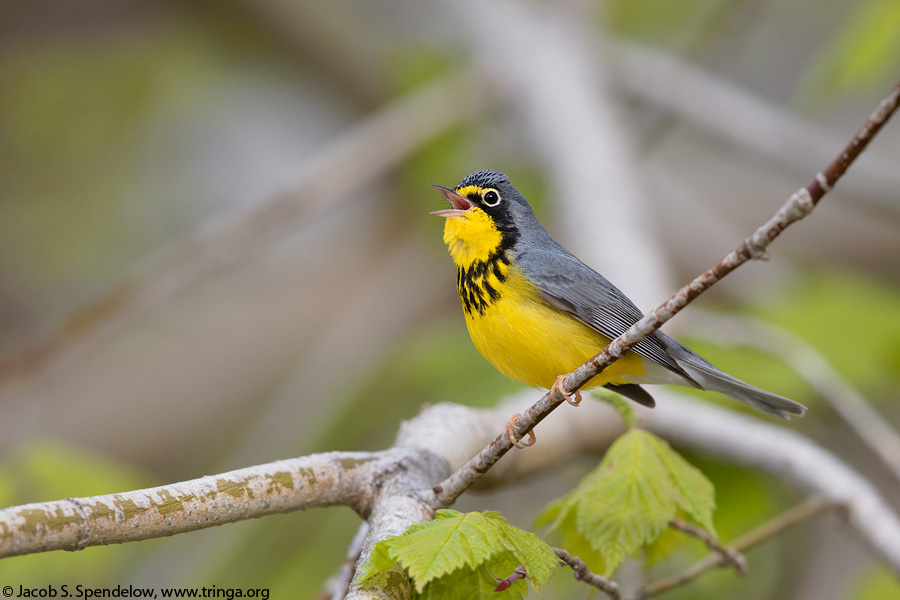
[641,499,838,598]
[668,518,747,576]
[554,547,621,599]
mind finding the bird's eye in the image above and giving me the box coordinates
[482,189,501,206]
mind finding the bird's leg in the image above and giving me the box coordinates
[552,374,583,406]
[505,413,536,448]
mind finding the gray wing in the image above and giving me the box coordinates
[515,244,700,387]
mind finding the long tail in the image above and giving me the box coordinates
[664,336,807,420]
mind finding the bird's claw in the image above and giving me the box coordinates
[505,413,536,448]
[553,375,583,406]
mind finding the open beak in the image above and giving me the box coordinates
[430,185,473,217]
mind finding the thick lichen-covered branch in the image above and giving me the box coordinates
[1,391,898,596]
[0,451,393,557]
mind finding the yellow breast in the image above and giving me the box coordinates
[463,264,646,390]
[440,204,646,390]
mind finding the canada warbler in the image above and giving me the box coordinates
[432,170,806,420]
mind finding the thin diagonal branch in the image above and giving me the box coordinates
[431,79,900,508]
[554,547,621,599]
[639,499,838,599]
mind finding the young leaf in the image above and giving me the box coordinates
[359,509,558,594]
[540,429,717,575]
[576,429,676,573]
[653,438,716,534]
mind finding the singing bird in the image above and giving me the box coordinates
[432,170,806,436]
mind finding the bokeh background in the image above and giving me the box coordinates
[1,0,899,597]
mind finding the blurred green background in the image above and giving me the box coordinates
[0,0,898,597]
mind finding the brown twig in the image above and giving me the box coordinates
[554,548,621,599]
[668,518,747,576]
[639,498,838,598]
[431,80,900,508]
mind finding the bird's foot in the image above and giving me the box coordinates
[505,413,536,448]
[553,375,583,406]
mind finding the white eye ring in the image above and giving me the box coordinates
[482,189,501,206]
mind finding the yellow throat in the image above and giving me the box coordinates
[441,188,504,266]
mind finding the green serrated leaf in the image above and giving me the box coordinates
[362,510,558,594]
[406,510,501,591]
[651,438,716,534]
[576,430,676,574]
[542,429,717,576]
[499,521,558,587]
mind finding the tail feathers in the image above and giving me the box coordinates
[674,350,807,420]
[604,383,656,408]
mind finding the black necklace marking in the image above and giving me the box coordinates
[457,249,510,316]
